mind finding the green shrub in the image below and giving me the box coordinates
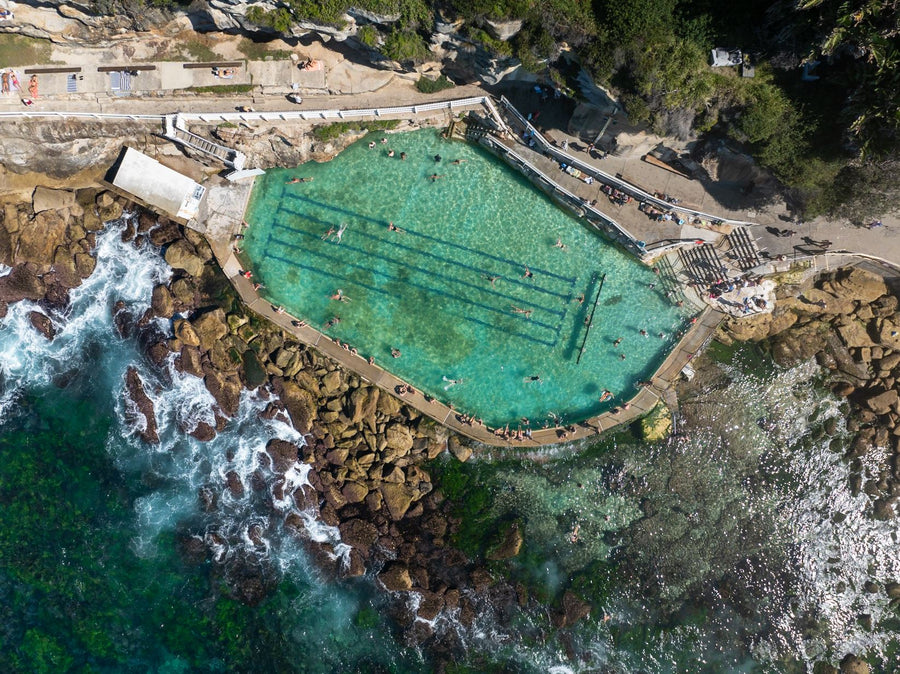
[311,119,401,142]
[415,75,456,93]
[188,84,255,94]
[357,24,380,48]
[382,30,430,63]
[465,26,513,57]
[246,6,294,32]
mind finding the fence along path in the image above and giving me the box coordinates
[496,96,754,227]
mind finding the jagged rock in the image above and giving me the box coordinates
[384,422,414,453]
[164,239,205,277]
[865,390,899,415]
[17,210,69,264]
[188,421,217,441]
[204,370,242,417]
[192,308,229,351]
[484,18,524,40]
[487,521,523,560]
[824,268,887,304]
[29,311,56,340]
[832,382,856,397]
[322,369,342,395]
[380,482,419,520]
[32,186,76,214]
[151,285,175,318]
[342,481,369,503]
[837,320,877,349]
[349,386,379,425]
[872,497,896,521]
[174,318,201,347]
[179,345,204,377]
[339,518,379,555]
[378,562,413,591]
[416,591,445,621]
[123,366,159,443]
[344,548,367,577]
[276,380,318,433]
[225,470,245,497]
[74,252,96,278]
[266,439,299,473]
[0,263,45,303]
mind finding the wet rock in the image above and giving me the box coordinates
[204,370,242,417]
[149,220,182,247]
[18,210,70,265]
[123,366,159,443]
[188,421,217,441]
[339,518,379,556]
[225,470,245,497]
[341,481,369,503]
[839,654,870,674]
[179,345,204,378]
[0,263,45,303]
[266,439,299,473]
[74,252,96,278]
[553,590,591,628]
[378,562,413,591]
[416,590,445,621]
[29,310,56,340]
[487,520,523,560]
[344,548,367,577]
[872,497,896,520]
[164,239,205,277]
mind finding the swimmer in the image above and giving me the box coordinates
[400,152,407,160]
[619,353,626,360]
[442,375,464,390]
[639,329,648,337]
[570,524,580,543]
[599,389,614,402]
[523,265,533,279]
[325,316,341,328]
[285,177,312,184]
[429,173,444,182]
[381,137,387,144]
[574,294,584,304]
[553,238,568,251]
[388,149,395,157]
[658,332,666,339]
[391,348,401,358]
[524,375,542,383]
[334,223,347,243]
[483,274,501,287]
[321,226,335,240]
[510,305,533,318]
[434,154,442,162]
[451,159,467,165]
[388,221,404,233]
[368,141,376,149]
[329,289,350,303]
[613,337,623,346]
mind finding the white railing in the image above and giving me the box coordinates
[0,111,165,121]
[479,134,647,258]
[497,96,754,227]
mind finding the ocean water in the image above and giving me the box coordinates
[242,129,692,427]
[1,219,898,673]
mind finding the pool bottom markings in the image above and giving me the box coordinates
[262,232,560,348]
[275,203,576,306]
[267,219,568,334]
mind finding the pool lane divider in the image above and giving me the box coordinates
[272,202,578,300]
[577,273,606,365]
[277,195,577,284]
[263,232,559,348]
[266,223,566,327]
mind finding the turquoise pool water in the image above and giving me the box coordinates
[242,129,691,427]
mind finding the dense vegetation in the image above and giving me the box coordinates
[237,0,899,220]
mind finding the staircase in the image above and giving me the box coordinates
[163,114,246,170]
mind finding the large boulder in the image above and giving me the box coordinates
[17,210,69,264]
[191,308,229,351]
[276,380,318,433]
[823,268,886,304]
[348,385,379,425]
[384,422,414,454]
[29,311,56,340]
[553,590,591,628]
[204,370,242,417]
[164,239,205,277]
[379,482,419,520]
[0,263,46,303]
[378,562,413,591]
[836,320,877,349]
[151,285,175,318]
[174,318,201,347]
[865,389,899,415]
[265,439,299,473]
[839,654,870,674]
[32,186,77,214]
[338,518,379,556]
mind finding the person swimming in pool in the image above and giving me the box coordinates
[443,376,463,390]
[321,226,335,240]
[451,159,466,165]
[334,223,347,243]
[599,389,614,402]
[525,374,543,383]
[483,274,501,287]
[523,265,533,279]
[388,221,404,233]
[511,305,533,318]
[329,289,350,302]
[429,173,444,182]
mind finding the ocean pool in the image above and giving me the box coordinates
[242,129,691,427]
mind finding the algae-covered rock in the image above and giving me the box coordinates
[640,403,672,442]
[487,520,523,560]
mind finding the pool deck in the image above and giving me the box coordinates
[197,109,727,447]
